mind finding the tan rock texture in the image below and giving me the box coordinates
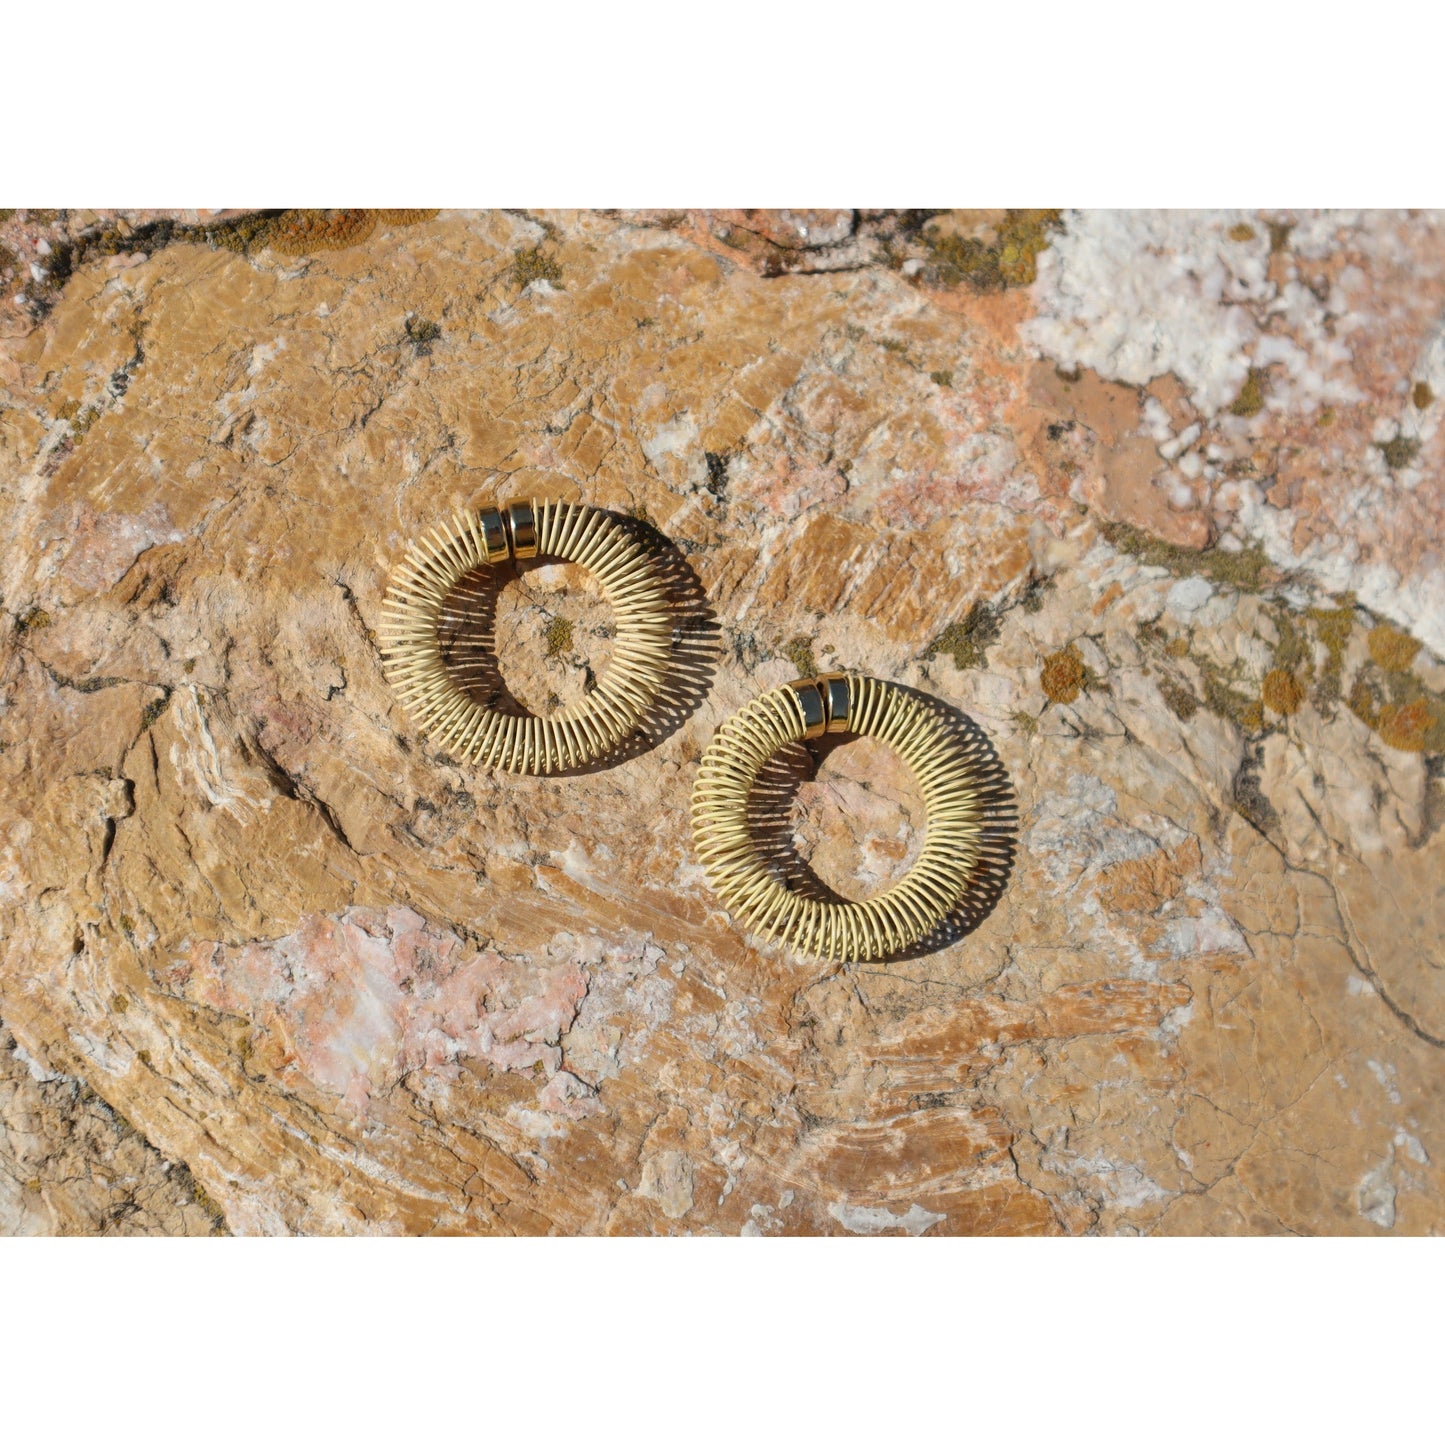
[0,208,1441,1234]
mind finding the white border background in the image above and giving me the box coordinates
[4,3,1440,1439]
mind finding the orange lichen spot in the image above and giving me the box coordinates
[1261,668,1305,716]
[1412,381,1434,410]
[1041,646,1085,704]
[266,209,376,254]
[1377,699,1433,752]
[1227,222,1257,242]
[208,208,436,258]
[1367,623,1420,672]
[373,209,441,226]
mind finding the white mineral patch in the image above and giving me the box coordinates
[828,1202,944,1236]
[1358,1150,1397,1229]
[1367,1059,1402,1106]
[642,411,699,462]
[1023,211,1264,414]
[1026,212,1445,655]
[1395,1131,1430,1166]
[1165,576,1214,618]
[1025,210,1360,417]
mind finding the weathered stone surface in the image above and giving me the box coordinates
[1,1021,224,1234]
[0,208,1440,1234]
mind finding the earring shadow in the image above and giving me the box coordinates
[743,689,1018,961]
[434,511,720,776]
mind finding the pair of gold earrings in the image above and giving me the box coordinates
[380,498,989,962]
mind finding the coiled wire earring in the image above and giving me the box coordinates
[379,499,672,774]
[691,673,988,960]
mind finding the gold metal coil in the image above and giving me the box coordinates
[690,673,987,961]
[506,501,538,559]
[378,499,673,774]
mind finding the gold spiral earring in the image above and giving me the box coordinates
[379,499,672,773]
[691,673,987,960]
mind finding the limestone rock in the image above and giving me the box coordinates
[0,208,1440,1234]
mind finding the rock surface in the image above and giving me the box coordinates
[1,208,1441,1235]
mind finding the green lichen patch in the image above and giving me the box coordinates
[781,636,818,678]
[1233,747,1279,831]
[1012,710,1037,734]
[188,1179,228,1231]
[1227,222,1257,242]
[1158,676,1199,721]
[207,212,288,254]
[927,602,1001,671]
[1020,575,1054,614]
[15,605,51,635]
[930,369,953,388]
[509,246,562,288]
[1228,368,1267,418]
[1137,586,1440,755]
[922,210,1063,291]
[140,693,171,730]
[52,396,102,438]
[1196,654,1264,733]
[405,315,442,355]
[1267,607,1313,678]
[1101,521,1273,592]
[703,451,730,499]
[1413,381,1435,410]
[1307,600,1354,708]
[1377,434,1421,471]
[544,617,574,659]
